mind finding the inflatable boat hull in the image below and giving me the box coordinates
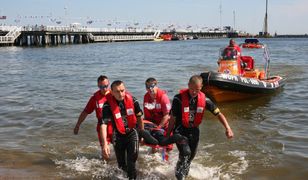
[200,71,286,102]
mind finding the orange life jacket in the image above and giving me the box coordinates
[143,88,166,125]
[106,93,137,134]
[180,89,206,128]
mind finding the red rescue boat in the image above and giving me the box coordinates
[160,34,172,41]
[241,38,264,49]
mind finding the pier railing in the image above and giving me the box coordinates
[0,25,19,32]
[0,26,21,44]
[92,35,154,42]
[19,25,158,33]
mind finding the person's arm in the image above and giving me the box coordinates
[166,115,175,137]
[158,114,169,129]
[133,97,144,131]
[74,111,88,134]
[100,103,112,160]
[137,116,144,131]
[134,98,146,144]
[143,94,151,120]
[74,96,95,134]
[206,98,233,139]
[217,113,234,139]
[158,94,171,128]
[101,124,110,160]
[166,95,180,137]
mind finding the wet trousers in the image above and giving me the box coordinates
[113,129,139,180]
[175,127,200,180]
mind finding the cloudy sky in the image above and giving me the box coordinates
[1,0,307,34]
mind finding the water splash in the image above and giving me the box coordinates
[228,150,249,175]
[55,156,126,179]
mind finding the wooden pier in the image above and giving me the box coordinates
[0,25,238,47]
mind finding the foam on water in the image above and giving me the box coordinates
[52,143,250,179]
[185,150,249,179]
[55,156,100,172]
[228,150,249,175]
[55,156,127,179]
[139,146,249,179]
[201,144,215,149]
[188,163,222,180]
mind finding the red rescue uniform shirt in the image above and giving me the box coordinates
[84,90,109,145]
[143,88,171,126]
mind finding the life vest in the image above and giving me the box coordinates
[143,88,166,125]
[220,46,243,75]
[106,92,137,134]
[93,90,109,120]
[180,89,206,128]
[94,90,113,143]
[234,45,241,54]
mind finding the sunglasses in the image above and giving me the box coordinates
[146,83,156,90]
[99,84,109,90]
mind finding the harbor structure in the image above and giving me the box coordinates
[0,25,238,47]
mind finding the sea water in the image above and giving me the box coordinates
[0,38,307,179]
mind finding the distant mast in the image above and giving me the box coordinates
[233,10,236,31]
[263,0,268,35]
[261,0,269,37]
[219,0,222,30]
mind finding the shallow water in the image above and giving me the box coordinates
[0,38,308,179]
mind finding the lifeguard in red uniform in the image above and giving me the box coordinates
[143,77,173,152]
[73,75,110,157]
[228,39,241,56]
[167,75,234,180]
[100,80,144,179]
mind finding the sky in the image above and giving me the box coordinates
[0,0,307,35]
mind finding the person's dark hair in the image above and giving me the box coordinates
[111,80,124,90]
[145,77,157,85]
[97,75,108,83]
[229,39,235,46]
